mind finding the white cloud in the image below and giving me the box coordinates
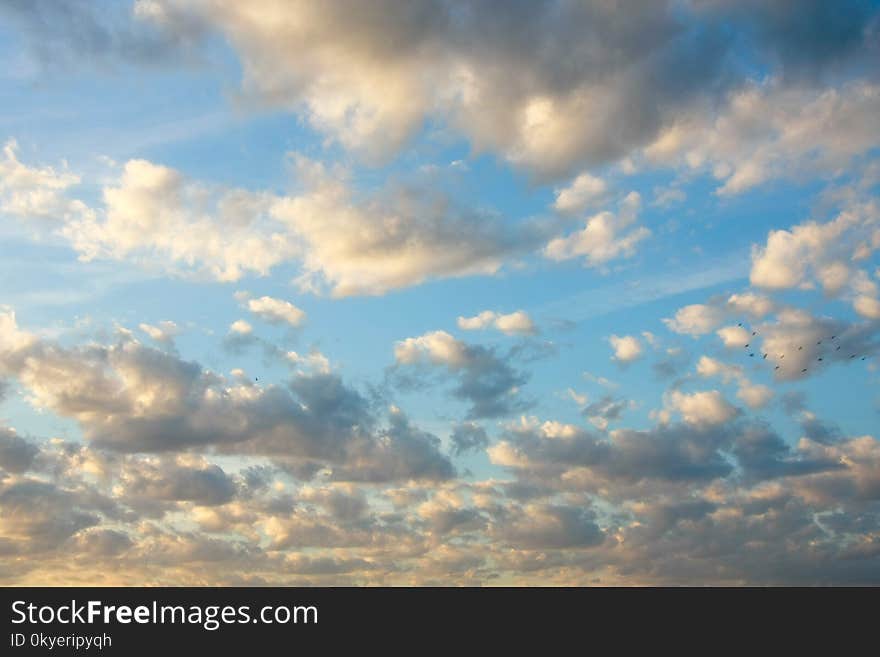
[394,331,468,368]
[271,155,541,297]
[666,389,738,426]
[285,350,331,375]
[750,200,880,318]
[0,139,88,222]
[245,295,306,327]
[663,303,725,337]
[553,173,608,214]
[608,334,642,363]
[63,159,294,282]
[696,356,773,409]
[15,149,541,296]
[644,81,880,195]
[139,321,180,344]
[544,192,649,267]
[716,325,750,348]
[726,292,775,318]
[457,310,536,336]
[229,319,253,335]
[736,383,774,409]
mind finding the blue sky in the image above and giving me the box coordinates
[1,1,879,585]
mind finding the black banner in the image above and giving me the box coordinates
[0,587,874,652]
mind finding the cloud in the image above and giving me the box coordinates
[0,139,86,222]
[581,395,630,431]
[717,325,751,348]
[0,427,39,474]
[0,0,203,71]
[449,422,489,456]
[0,309,454,482]
[749,199,880,318]
[544,192,649,267]
[488,415,735,488]
[553,173,608,214]
[139,320,180,344]
[273,157,545,296]
[285,350,331,376]
[243,295,306,328]
[746,307,880,381]
[136,1,879,179]
[393,330,528,419]
[608,334,642,363]
[119,455,237,507]
[643,80,880,195]
[63,159,295,282]
[665,389,739,427]
[228,319,252,335]
[457,310,536,336]
[666,292,777,336]
[696,355,774,409]
[19,150,543,296]
[664,304,726,337]
[493,504,605,550]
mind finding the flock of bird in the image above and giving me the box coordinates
[737,322,867,375]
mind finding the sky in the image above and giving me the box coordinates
[0,0,879,585]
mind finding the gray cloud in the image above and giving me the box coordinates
[0,428,39,474]
[449,422,489,456]
[0,314,453,483]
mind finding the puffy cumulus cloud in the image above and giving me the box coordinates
[716,325,751,348]
[750,307,879,381]
[736,383,774,410]
[666,389,739,427]
[749,199,880,317]
[228,319,252,335]
[240,294,306,328]
[0,310,453,482]
[117,455,237,508]
[726,292,776,318]
[492,504,605,550]
[271,157,544,297]
[608,334,642,363]
[20,150,541,296]
[750,202,875,289]
[457,310,536,336]
[0,139,88,222]
[284,350,331,376]
[552,173,608,214]
[0,478,105,554]
[394,330,468,368]
[544,192,649,267]
[695,356,774,410]
[2,367,880,584]
[643,80,880,195]
[664,303,726,337]
[488,416,735,490]
[393,330,528,419]
[62,159,295,282]
[138,320,180,344]
[136,1,879,180]
[666,292,777,337]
